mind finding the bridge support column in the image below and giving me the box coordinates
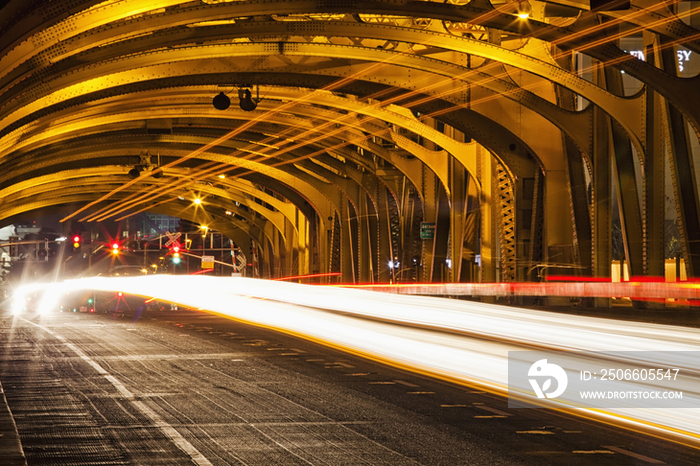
[376,185,392,283]
[478,145,496,283]
[593,101,612,308]
[340,199,357,284]
[604,68,644,278]
[644,36,665,281]
[662,38,700,278]
[449,157,468,283]
[420,167,439,282]
[358,192,375,283]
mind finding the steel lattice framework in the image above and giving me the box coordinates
[0,0,698,285]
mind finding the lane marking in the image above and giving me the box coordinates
[517,431,554,435]
[394,380,420,388]
[475,405,511,416]
[368,381,396,385]
[573,450,614,454]
[441,404,468,408]
[602,446,666,464]
[21,318,214,466]
[474,415,507,419]
[408,391,435,395]
[333,362,355,368]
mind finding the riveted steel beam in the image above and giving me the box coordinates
[592,99,612,307]
[604,66,644,278]
[643,36,666,279]
[662,39,700,278]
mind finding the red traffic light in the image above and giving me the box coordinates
[73,235,80,243]
[111,243,119,249]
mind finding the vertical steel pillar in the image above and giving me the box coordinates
[341,199,357,283]
[431,184,451,283]
[358,193,373,283]
[604,68,644,278]
[496,161,516,282]
[376,185,392,283]
[593,104,612,306]
[662,39,700,278]
[644,36,665,279]
[555,69,592,278]
[478,145,496,282]
[450,157,468,283]
[285,219,295,278]
[421,167,439,282]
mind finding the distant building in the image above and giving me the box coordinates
[138,214,180,238]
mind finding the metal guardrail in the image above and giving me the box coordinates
[341,281,700,300]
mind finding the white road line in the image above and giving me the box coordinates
[333,362,355,368]
[603,446,666,464]
[21,318,214,466]
[393,380,420,388]
[475,405,511,416]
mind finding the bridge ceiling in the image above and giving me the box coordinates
[0,0,697,232]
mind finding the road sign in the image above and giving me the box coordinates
[164,231,181,247]
[201,255,215,269]
[420,222,435,240]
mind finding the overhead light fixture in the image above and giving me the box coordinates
[213,91,230,110]
[239,88,257,111]
[128,167,141,179]
[194,198,202,205]
[515,1,532,19]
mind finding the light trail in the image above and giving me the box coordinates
[13,275,700,447]
[340,281,700,300]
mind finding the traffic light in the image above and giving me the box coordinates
[72,235,81,251]
[172,245,181,264]
[111,242,119,255]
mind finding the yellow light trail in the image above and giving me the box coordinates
[14,275,700,448]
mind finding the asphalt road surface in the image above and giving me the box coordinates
[1,308,698,465]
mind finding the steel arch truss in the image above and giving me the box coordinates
[0,0,698,286]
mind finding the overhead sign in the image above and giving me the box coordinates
[201,255,214,269]
[420,222,436,240]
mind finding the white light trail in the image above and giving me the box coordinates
[18,275,700,445]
